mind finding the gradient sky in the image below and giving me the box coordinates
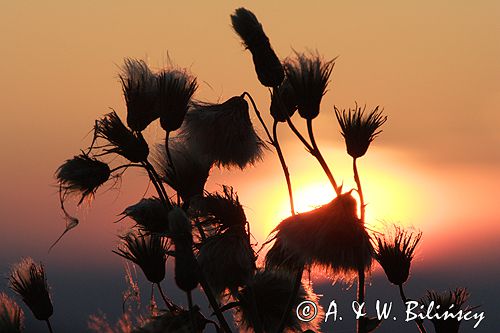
[1,1,499,332]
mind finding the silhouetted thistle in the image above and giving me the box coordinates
[9,258,53,324]
[198,226,256,297]
[120,58,159,132]
[421,288,472,333]
[335,105,387,159]
[181,96,265,169]
[134,305,208,333]
[235,270,323,333]
[94,111,149,163]
[270,78,298,122]
[156,69,198,132]
[113,233,168,284]
[195,185,247,230]
[266,192,373,279]
[0,292,24,333]
[153,140,212,204]
[284,52,335,120]
[56,153,111,204]
[169,207,199,292]
[231,7,284,87]
[122,197,170,234]
[374,226,422,286]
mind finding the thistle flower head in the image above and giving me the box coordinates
[156,69,197,132]
[0,293,24,333]
[284,52,335,120]
[236,270,323,332]
[94,111,149,163]
[266,192,373,280]
[231,7,284,87]
[9,258,53,321]
[270,78,298,122]
[335,104,387,159]
[122,197,170,234]
[56,153,111,204]
[374,226,422,285]
[198,227,256,297]
[113,232,168,284]
[180,96,265,169]
[195,185,247,230]
[168,207,199,292]
[153,140,212,204]
[421,288,472,333]
[120,58,159,132]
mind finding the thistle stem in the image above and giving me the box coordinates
[198,270,232,332]
[165,132,181,205]
[157,283,176,312]
[352,158,365,222]
[357,269,366,333]
[272,120,295,215]
[109,163,144,173]
[242,92,273,144]
[398,284,427,333]
[187,290,196,333]
[142,161,171,208]
[306,119,341,195]
[46,319,54,333]
[285,115,314,152]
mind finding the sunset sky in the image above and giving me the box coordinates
[1,1,499,332]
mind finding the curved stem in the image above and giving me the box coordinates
[157,283,176,312]
[45,319,54,333]
[187,291,196,333]
[357,269,366,333]
[285,115,314,152]
[142,161,171,208]
[273,121,295,215]
[398,284,428,333]
[306,119,341,195]
[109,163,143,173]
[165,132,181,205]
[242,92,273,144]
[353,158,365,222]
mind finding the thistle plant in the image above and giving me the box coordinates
[9,258,54,333]
[1,6,477,333]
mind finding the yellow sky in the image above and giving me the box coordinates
[0,1,499,270]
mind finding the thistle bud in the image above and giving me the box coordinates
[122,197,170,234]
[335,105,387,159]
[9,258,53,322]
[231,7,284,87]
[284,52,335,120]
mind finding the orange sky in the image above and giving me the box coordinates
[1,1,499,274]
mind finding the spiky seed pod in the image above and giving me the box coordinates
[113,233,168,284]
[284,52,335,120]
[181,96,265,169]
[194,185,247,230]
[0,292,24,333]
[236,270,323,333]
[270,78,298,122]
[374,226,422,286]
[56,154,110,204]
[231,8,284,87]
[335,105,387,159]
[169,207,199,292]
[153,140,212,204]
[9,258,53,321]
[421,288,472,333]
[198,226,256,297]
[120,58,159,132]
[122,197,170,234]
[95,111,149,163]
[266,192,373,280]
[156,69,198,132]
[133,305,207,333]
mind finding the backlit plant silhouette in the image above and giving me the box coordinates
[2,7,479,333]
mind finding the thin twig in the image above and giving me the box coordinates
[357,269,366,333]
[187,290,196,333]
[198,271,233,332]
[352,158,365,222]
[241,92,273,144]
[157,283,176,312]
[399,284,428,333]
[46,319,54,333]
